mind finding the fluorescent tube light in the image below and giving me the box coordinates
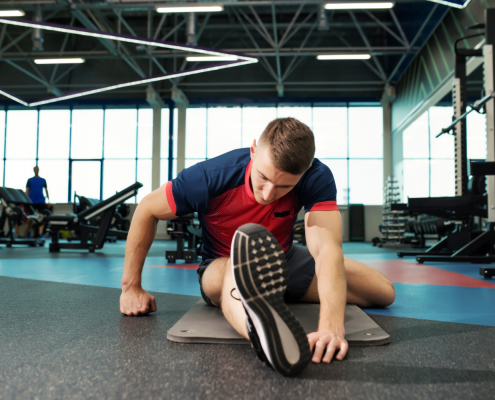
[317,54,371,60]
[0,10,25,17]
[156,5,223,13]
[186,56,238,62]
[325,3,394,9]
[34,58,85,64]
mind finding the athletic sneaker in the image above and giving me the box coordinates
[231,223,311,376]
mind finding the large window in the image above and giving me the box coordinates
[0,107,155,203]
[0,103,384,205]
[402,106,484,201]
[38,110,70,204]
[181,104,383,205]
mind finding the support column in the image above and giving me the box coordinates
[147,85,164,191]
[486,52,495,221]
[171,86,189,174]
[381,85,396,190]
[453,54,468,196]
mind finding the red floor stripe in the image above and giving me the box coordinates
[366,259,495,288]
[146,264,199,270]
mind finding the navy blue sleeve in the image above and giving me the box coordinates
[296,160,339,213]
[26,179,31,188]
[168,162,210,216]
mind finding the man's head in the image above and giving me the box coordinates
[250,118,315,205]
[33,166,39,176]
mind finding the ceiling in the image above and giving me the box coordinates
[0,0,449,103]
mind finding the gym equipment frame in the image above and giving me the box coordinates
[166,213,202,263]
[397,22,482,261]
[400,9,495,268]
[0,187,45,247]
[47,182,142,253]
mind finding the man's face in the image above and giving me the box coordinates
[250,140,305,205]
[33,166,39,175]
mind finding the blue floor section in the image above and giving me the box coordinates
[0,257,201,297]
[1,253,494,327]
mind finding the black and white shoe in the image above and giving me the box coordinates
[231,223,311,376]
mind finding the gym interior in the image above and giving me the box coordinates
[0,0,495,398]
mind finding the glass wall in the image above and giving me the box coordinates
[181,104,383,205]
[0,103,383,205]
[402,106,485,201]
[0,107,156,203]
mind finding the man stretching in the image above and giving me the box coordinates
[120,118,395,376]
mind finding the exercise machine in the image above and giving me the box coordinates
[397,12,493,264]
[165,213,202,263]
[47,182,142,253]
[399,10,495,271]
[0,187,45,247]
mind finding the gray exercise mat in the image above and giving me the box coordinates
[167,300,390,346]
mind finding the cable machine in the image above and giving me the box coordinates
[398,9,495,275]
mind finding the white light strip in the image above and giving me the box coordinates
[0,90,28,106]
[34,58,85,64]
[0,18,256,63]
[28,60,255,107]
[0,18,257,107]
[317,54,371,60]
[325,2,394,9]
[186,56,238,62]
[426,0,471,9]
[156,5,223,13]
[0,10,25,17]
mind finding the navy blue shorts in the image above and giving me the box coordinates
[197,244,316,306]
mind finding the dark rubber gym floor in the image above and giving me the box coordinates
[1,241,494,399]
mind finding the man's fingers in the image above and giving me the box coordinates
[336,341,349,361]
[322,341,338,363]
[311,340,327,363]
[307,335,317,352]
[150,297,157,312]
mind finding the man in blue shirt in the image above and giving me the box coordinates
[23,166,50,237]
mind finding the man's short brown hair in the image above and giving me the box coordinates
[259,117,315,175]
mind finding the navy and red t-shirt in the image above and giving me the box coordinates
[165,148,338,260]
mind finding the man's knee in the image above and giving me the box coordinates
[381,279,395,307]
[345,258,396,307]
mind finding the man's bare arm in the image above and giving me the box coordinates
[304,210,348,363]
[120,184,177,316]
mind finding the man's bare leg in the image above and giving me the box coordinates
[201,257,248,339]
[201,254,394,340]
[299,257,395,307]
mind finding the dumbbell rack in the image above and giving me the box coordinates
[381,177,406,245]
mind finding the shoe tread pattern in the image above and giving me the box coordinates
[233,223,311,376]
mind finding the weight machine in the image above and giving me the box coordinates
[399,9,495,274]
[47,182,142,253]
[0,187,46,247]
[397,18,484,261]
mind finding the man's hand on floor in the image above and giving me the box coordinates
[307,329,348,363]
[120,286,157,316]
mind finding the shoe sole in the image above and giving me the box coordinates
[231,223,311,376]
